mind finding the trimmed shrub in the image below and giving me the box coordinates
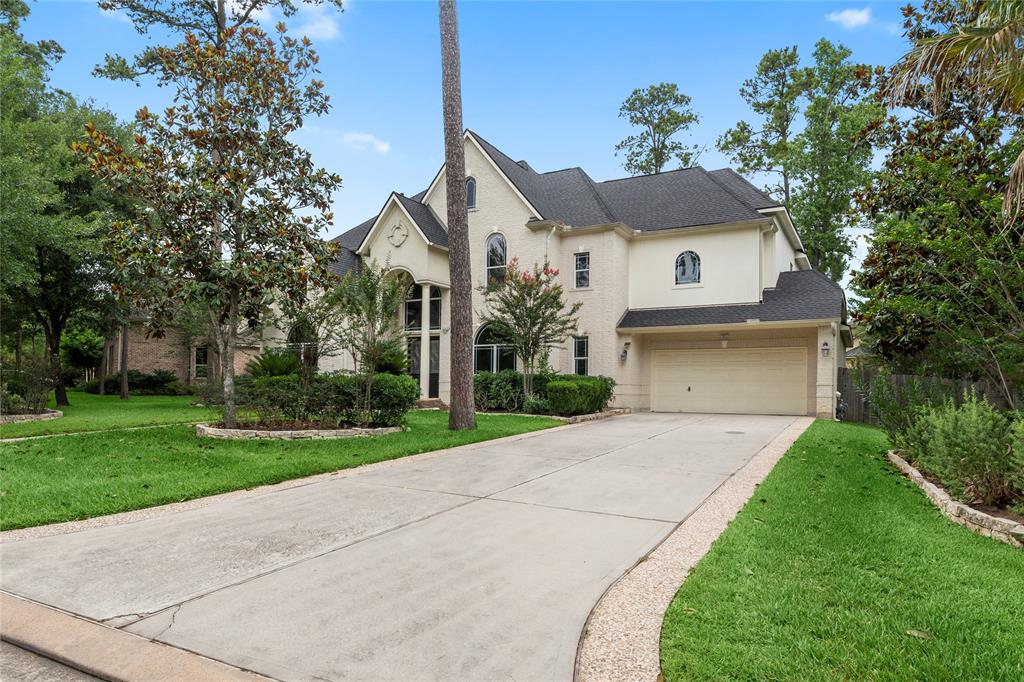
[473,371,615,416]
[238,372,418,428]
[473,370,525,412]
[0,358,53,414]
[82,369,180,395]
[906,393,1018,507]
[547,381,582,416]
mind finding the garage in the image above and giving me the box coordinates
[650,347,808,415]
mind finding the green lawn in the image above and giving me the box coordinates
[0,410,557,530]
[0,391,219,439]
[660,420,1024,681]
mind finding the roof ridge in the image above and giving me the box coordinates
[596,166,705,185]
[705,168,766,213]
[578,169,618,223]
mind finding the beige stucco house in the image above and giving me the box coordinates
[325,131,851,418]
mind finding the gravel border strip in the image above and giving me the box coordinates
[888,451,1024,548]
[575,416,815,682]
[0,418,581,543]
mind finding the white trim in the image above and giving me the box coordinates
[356,193,431,255]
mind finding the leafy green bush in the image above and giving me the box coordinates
[245,349,302,378]
[864,373,948,447]
[61,328,105,369]
[0,357,53,414]
[906,393,1019,507]
[82,369,180,395]
[473,370,524,411]
[546,381,582,416]
[522,396,550,415]
[473,371,615,416]
[239,372,417,428]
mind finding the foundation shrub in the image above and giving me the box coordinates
[905,393,1021,507]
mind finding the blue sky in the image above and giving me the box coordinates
[25,0,909,282]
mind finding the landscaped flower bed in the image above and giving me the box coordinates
[197,372,420,438]
[865,376,1024,538]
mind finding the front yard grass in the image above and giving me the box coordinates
[0,391,219,439]
[660,420,1024,681]
[0,410,558,530]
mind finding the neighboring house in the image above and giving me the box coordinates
[326,130,852,418]
[845,341,876,370]
[104,323,261,384]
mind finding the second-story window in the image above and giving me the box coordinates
[429,286,442,330]
[574,252,590,288]
[486,233,507,285]
[466,177,477,209]
[405,284,423,330]
[675,250,701,285]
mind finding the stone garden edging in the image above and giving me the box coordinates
[195,423,402,440]
[888,451,1024,548]
[0,409,62,425]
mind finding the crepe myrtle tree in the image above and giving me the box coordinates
[332,259,408,415]
[75,25,341,428]
[480,258,582,398]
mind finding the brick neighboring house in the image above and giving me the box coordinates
[104,323,262,384]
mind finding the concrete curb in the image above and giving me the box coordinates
[1,416,576,543]
[574,416,815,682]
[0,592,272,681]
[888,451,1024,548]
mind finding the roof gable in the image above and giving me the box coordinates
[356,193,448,254]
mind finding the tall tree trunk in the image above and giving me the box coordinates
[98,338,109,395]
[220,294,240,429]
[120,323,129,399]
[439,0,476,430]
[14,328,22,369]
[44,320,68,407]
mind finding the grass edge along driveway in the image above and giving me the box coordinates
[0,391,219,439]
[660,420,1024,681]
[0,410,558,530]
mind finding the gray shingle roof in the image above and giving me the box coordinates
[329,131,789,268]
[707,169,782,210]
[394,193,448,247]
[618,270,845,329]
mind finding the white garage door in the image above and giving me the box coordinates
[651,347,808,415]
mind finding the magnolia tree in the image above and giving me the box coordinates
[480,259,582,398]
[75,25,341,427]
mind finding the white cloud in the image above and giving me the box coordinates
[342,132,391,155]
[100,7,131,23]
[295,5,340,41]
[826,7,872,29]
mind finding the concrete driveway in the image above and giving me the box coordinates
[1,413,797,681]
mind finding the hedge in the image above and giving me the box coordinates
[473,371,614,416]
[239,372,419,427]
[81,369,191,395]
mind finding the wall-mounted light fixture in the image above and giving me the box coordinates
[720,333,729,349]
[821,341,830,358]
[620,341,631,362]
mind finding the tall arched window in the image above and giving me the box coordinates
[466,177,477,209]
[486,233,507,285]
[675,250,701,285]
[474,324,516,373]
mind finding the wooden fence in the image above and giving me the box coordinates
[837,367,1010,425]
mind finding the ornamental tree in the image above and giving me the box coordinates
[480,259,582,398]
[75,25,341,427]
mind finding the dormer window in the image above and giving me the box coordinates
[675,251,701,285]
[466,177,477,209]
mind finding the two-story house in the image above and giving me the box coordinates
[326,130,851,418]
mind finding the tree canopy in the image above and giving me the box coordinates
[615,82,701,175]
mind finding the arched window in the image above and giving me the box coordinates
[466,177,477,209]
[474,324,516,373]
[485,233,507,285]
[675,250,701,285]
[429,286,442,330]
